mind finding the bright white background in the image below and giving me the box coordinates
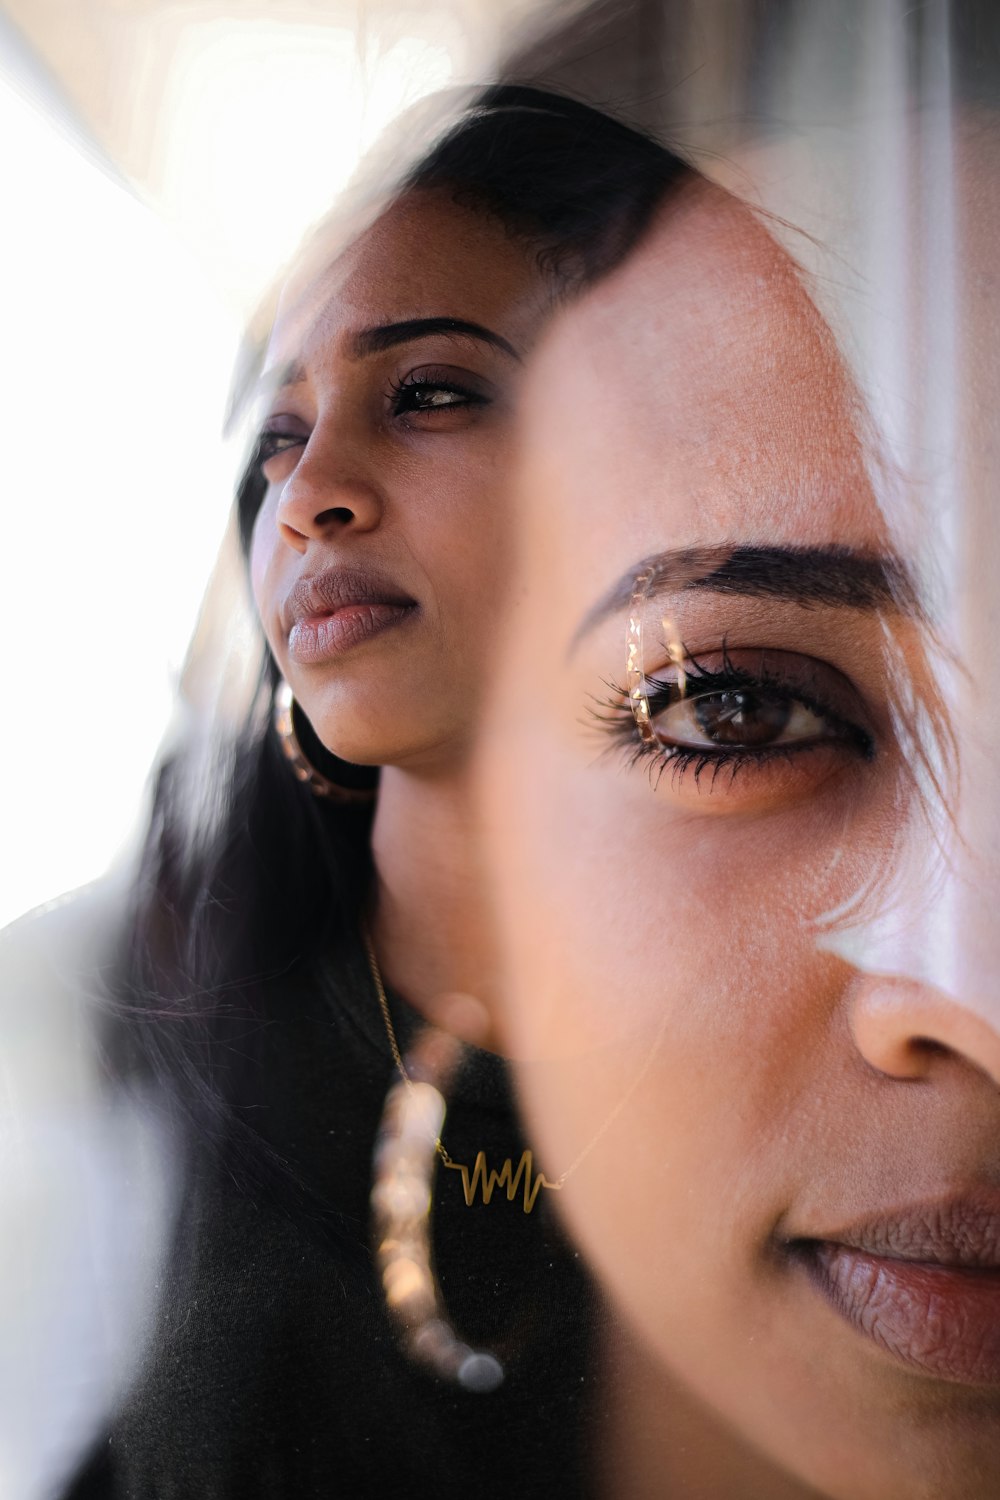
[0,64,240,928]
[0,18,458,929]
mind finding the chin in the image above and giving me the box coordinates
[298,693,419,768]
[311,700,470,774]
[318,721,458,774]
[320,735,388,769]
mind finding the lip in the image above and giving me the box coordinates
[284,566,417,664]
[787,1193,1000,1385]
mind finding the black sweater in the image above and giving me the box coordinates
[63,937,596,1499]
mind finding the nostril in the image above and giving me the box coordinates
[911,1036,950,1058]
[321,506,356,526]
[849,977,1000,1089]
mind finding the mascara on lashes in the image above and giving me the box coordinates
[589,648,876,789]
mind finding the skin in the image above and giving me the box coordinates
[249,189,553,1014]
[474,180,1000,1498]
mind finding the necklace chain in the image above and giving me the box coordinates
[362,920,668,1196]
[362,920,455,1168]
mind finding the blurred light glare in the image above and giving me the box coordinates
[0,60,241,929]
[157,21,456,312]
[0,14,460,930]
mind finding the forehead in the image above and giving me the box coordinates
[516,183,883,612]
[267,189,549,368]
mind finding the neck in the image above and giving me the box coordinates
[368,761,498,1034]
[597,1318,822,1500]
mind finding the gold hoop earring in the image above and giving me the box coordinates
[371,1023,505,1393]
[273,680,378,803]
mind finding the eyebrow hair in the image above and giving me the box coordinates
[254,318,520,405]
[350,317,520,362]
[571,544,920,652]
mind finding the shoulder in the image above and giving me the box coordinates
[0,876,180,1499]
[1,872,126,974]
[0,876,127,1112]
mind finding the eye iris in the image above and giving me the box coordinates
[419,387,455,406]
[693,689,792,747]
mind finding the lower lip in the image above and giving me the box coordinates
[288,603,415,663]
[800,1241,1000,1385]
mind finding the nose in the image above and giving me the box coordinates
[274,417,385,550]
[826,745,1000,1092]
[850,975,1000,1089]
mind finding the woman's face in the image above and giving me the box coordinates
[250,189,551,769]
[477,184,1000,1499]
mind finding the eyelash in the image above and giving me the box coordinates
[255,428,302,469]
[386,371,490,417]
[253,370,491,474]
[592,647,875,790]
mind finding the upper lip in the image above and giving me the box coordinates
[283,565,416,631]
[786,1190,1000,1269]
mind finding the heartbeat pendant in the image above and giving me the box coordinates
[443,1149,563,1214]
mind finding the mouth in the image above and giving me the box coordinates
[284,566,418,664]
[786,1193,1000,1386]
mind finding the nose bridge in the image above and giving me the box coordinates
[276,395,383,538]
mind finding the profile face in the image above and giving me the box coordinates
[478,183,1000,1498]
[250,189,551,768]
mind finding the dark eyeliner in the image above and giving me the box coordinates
[589,649,875,788]
[255,431,301,466]
[387,369,491,417]
[253,414,309,476]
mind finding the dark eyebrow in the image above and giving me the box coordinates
[571,544,920,653]
[255,320,519,405]
[350,317,520,362]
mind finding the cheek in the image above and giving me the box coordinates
[248,500,281,629]
[483,695,904,1352]
[413,495,513,628]
[495,742,861,1369]
[492,728,872,1061]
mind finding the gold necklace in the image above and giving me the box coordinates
[362,921,563,1215]
[363,921,669,1213]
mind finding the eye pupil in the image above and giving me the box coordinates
[693,689,791,747]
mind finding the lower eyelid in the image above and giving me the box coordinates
[587,695,876,809]
[641,739,871,806]
[650,714,874,765]
[257,442,306,485]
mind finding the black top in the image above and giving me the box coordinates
[64,935,596,1499]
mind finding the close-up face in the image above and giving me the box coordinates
[477,182,1000,1499]
[250,188,553,770]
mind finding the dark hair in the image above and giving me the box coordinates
[236,85,688,553]
[114,86,693,1184]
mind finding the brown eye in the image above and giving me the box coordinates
[388,365,493,420]
[658,689,830,751]
[393,383,474,411]
[258,432,304,462]
[255,420,309,480]
[591,645,877,812]
[693,689,792,747]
